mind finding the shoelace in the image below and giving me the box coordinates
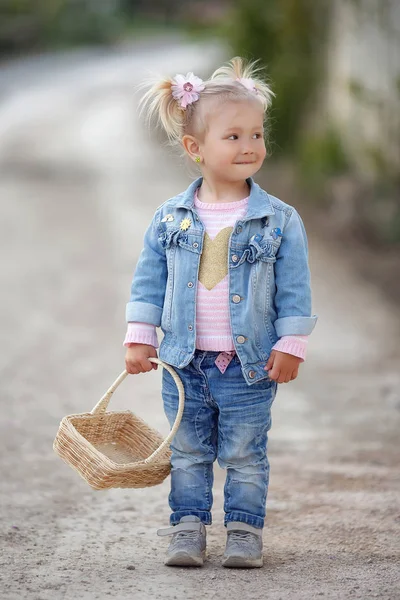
[229,531,255,542]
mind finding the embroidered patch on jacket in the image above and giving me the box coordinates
[198,227,233,290]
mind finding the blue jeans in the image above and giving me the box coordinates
[162,349,278,529]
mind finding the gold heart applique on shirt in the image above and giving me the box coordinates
[198,227,233,290]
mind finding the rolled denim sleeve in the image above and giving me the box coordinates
[125,210,167,327]
[273,208,318,337]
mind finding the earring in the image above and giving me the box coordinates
[195,156,201,163]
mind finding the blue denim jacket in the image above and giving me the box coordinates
[126,177,318,385]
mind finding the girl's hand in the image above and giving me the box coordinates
[125,343,158,375]
[264,350,302,384]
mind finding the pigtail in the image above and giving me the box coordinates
[138,76,186,144]
[210,56,275,110]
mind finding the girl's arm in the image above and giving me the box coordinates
[123,322,159,348]
[273,208,318,338]
[126,210,167,327]
[272,335,308,361]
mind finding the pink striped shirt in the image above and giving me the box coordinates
[194,191,249,350]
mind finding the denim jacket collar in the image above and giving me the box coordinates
[174,177,276,221]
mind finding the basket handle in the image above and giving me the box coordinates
[89,358,185,464]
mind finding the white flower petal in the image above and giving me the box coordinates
[173,74,186,85]
[187,92,199,103]
[192,75,204,87]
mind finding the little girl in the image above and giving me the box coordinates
[124,57,317,568]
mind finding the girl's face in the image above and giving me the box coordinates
[199,99,266,183]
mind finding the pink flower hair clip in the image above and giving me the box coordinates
[171,72,205,109]
[236,77,258,94]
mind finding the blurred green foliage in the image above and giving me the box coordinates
[224,0,331,156]
[0,0,182,52]
[297,127,350,191]
[0,0,124,51]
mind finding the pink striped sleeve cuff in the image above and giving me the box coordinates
[123,322,159,348]
[272,335,308,361]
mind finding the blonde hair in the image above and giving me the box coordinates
[139,57,275,146]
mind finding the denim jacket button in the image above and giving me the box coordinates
[248,370,256,378]
[188,325,193,331]
[187,281,194,288]
[193,242,199,248]
[236,335,246,344]
[232,254,239,263]
[232,294,241,303]
[236,225,242,233]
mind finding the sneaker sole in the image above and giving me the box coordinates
[222,555,263,568]
[165,550,205,567]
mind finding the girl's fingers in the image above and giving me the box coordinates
[269,368,280,381]
[126,365,139,375]
[139,359,153,373]
[278,370,290,384]
[126,357,157,374]
[125,360,142,374]
[264,351,276,372]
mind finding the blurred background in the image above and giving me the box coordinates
[1,2,400,599]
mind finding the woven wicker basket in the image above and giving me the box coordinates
[53,358,184,489]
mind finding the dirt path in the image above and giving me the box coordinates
[0,41,399,600]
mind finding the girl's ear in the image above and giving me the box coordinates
[182,135,201,162]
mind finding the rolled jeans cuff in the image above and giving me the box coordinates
[225,511,264,530]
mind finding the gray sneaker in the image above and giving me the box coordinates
[157,516,207,567]
[222,522,263,568]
